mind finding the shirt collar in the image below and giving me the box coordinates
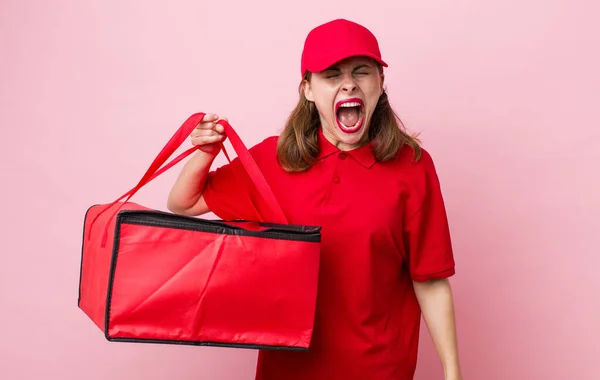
[317,127,377,169]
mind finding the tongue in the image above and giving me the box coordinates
[338,107,359,127]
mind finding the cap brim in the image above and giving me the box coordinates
[307,52,388,73]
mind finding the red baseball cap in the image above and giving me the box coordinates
[300,19,388,77]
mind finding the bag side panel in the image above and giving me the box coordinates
[78,202,148,332]
[107,221,320,349]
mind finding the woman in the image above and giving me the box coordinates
[167,18,463,380]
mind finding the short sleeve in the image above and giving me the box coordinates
[202,137,277,222]
[403,150,455,282]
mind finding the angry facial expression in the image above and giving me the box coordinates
[304,56,384,151]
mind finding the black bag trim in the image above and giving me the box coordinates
[100,211,315,352]
[104,336,308,352]
[117,209,322,243]
[78,204,98,307]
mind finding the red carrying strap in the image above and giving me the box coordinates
[215,119,288,223]
[89,112,288,246]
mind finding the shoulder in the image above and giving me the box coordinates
[246,135,279,162]
[385,144,444,201]
[248,135,279,154]
[391,144,439,179]
[240,135,282,174]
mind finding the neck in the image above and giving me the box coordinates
[321,127,369,151]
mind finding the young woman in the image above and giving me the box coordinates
[167,18,463,380]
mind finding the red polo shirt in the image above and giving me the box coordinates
[202,128,455,380]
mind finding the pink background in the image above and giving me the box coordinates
[1,0,598,379]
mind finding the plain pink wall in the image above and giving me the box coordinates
[1,0,598,379]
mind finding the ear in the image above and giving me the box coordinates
[380,73,385,95]
[303,80,315,102]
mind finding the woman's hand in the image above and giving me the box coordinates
[190,113,227,156]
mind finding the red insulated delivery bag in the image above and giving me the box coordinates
[78,113,321,351]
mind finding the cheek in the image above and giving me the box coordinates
[312,91,336,115]
[365,82,383,107]
[368,80,383,95]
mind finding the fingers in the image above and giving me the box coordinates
[202,121,225,133]
[215,116,228,133]
[196,113,220,130]
[195,115,227,131]
[195,121,221,131]
[191,113,228,146]
[190,133,225,146]
[191,127,222,138]
[190,126,225,145]
[202,113,219,122]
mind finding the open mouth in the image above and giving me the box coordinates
[335,98,365,134]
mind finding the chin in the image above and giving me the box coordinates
[328,121,370,150]
[335,128,367,144]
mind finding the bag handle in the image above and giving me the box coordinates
[89,113,288,246]
[215,118,288,223]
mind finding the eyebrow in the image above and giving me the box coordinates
[323,64,373,73]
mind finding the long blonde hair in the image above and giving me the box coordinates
[276,68,422,172]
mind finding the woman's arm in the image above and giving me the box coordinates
[166,149,215,216]
[413,278,463,380]
[166,113,225,216]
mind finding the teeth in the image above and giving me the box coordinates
[339,101,362,108]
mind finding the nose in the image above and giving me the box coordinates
[341,74,357,92]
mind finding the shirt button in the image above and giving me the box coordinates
[339,153,347,160]
[333,176,340,184]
